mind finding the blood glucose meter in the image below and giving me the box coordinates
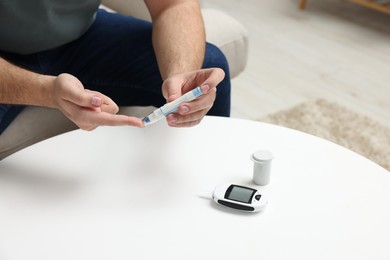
[213,184,268,212]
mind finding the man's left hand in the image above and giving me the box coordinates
[161,68,225,127]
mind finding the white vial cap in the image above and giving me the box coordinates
[251,150,273,163]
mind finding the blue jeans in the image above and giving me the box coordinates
[0,9,231,134]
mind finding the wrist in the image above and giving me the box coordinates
[37,75,57,108]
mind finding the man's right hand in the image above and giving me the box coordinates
[50,73,144,131]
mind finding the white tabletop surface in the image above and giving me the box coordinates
[0,116,389,260]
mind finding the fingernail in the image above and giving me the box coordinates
[181,105,190,114]
[92,96,102,106]
[202,84,210,93]
[169,117,177,126]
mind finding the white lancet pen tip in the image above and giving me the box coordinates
[142,116,151,126]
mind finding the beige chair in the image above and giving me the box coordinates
[0,0,249,160]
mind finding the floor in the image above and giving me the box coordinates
[204,0,390,127]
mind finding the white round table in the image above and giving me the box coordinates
[0,116,389,260]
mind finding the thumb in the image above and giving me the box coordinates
[84,89,106,108]
[68,89,103,108]
[91,95,103,107]
[58,74,104,108]
[198,68,225,92]
[162,80,183,103]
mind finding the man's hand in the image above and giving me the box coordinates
[144,1,225,127]
[162,68,225,127]
[51,73,143,131]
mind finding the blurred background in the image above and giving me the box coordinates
[204,0,390,128]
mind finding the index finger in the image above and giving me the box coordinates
[81,110,144,128]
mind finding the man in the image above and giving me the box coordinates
[0,0,230,136]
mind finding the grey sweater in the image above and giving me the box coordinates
[0,0,101,54]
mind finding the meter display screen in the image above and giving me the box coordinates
[226,185,256,203]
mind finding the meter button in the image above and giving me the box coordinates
[255,194,261,201]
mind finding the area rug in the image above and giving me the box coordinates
[260,99,390,171]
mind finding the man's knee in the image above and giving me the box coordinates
[203,43,230,77]
[203,43,231,117]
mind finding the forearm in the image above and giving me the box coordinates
[147,0,206,80]
[0,57,55,107]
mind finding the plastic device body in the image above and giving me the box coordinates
[213,184,268,212]
[143,86,203,126]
